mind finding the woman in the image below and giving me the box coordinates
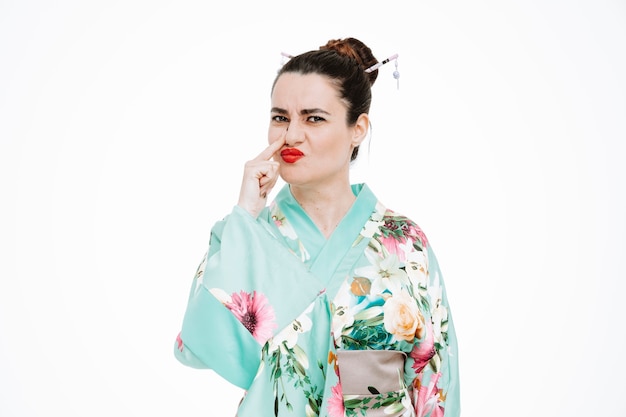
[174,37,460,417]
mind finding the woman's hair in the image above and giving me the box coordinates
[273,38,379,161]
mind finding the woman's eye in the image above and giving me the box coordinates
[307,115,325,123]
[272,115,288,123]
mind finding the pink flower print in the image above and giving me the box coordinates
[410,321,436,373]
[379,213,429,262]
[380,234,410,263]
[327,381,345,417]
[176,332,184,352]
[414,373,445,417]
[409,223,429,249]
[226,290,277,344]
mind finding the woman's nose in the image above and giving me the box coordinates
[284,122,303,146]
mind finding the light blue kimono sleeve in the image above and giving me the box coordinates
[426,246,461,416]
[173,205,324,390]
[173,207,262,389]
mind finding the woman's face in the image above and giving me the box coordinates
[268,72,367,188]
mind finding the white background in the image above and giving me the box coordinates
[1,1,625,416]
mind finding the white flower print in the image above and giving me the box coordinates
[268,302,313,355]
[405,249,429,289]
[332,304,355,345]
[359,202,386,239]
[354,250,410,296]
[208,287,232,304]
[426,271,449,348]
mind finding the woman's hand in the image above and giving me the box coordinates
[237,134,286,218]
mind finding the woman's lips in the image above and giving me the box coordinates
[280,148,304,163]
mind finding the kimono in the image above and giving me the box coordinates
[174,183,460,417]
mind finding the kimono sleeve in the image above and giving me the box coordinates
[417,246,461,416]
[173,208,262,389]
[173,205,324,391]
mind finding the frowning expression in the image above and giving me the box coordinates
[268,72,367,188]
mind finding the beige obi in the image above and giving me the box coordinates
[336,350,412,417]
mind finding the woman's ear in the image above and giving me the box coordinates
[351,113,370,147]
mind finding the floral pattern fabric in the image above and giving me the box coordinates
[174,183,460,416]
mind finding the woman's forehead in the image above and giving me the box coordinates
[271,73,343,109]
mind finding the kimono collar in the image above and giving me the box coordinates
[273,183,378,277]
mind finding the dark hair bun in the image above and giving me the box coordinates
[320,38,379,86]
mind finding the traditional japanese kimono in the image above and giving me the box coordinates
[174,183,460,417]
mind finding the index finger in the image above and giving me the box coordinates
[254,130,287,161]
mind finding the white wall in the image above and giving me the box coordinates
[1,1,624,415]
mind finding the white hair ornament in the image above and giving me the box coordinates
[279,51,400,89]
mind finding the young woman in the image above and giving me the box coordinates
[174,37,460,417]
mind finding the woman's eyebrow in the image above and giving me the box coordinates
[270,107,288,114]
[270,107,331,116]
[301,108,330,116]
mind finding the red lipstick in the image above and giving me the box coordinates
[280,148,304,164]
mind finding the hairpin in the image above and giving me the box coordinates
[364,54,399,73]
[278,52,293,73]
[393,58,400,89]
[278,51,400,88]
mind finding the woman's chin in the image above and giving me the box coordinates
[277,167,304,185]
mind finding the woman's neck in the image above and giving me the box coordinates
[290,182,356,239]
